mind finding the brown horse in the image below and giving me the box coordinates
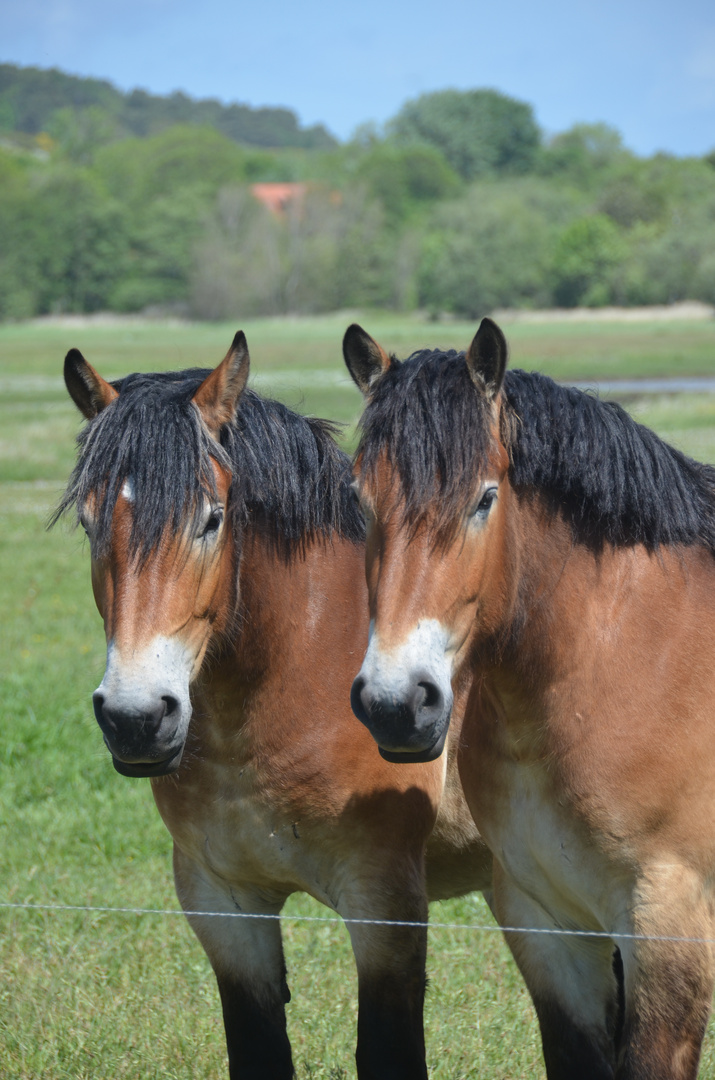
[56,332,491,1080]
[344,318,715,1080]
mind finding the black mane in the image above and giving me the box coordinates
[54,368,364,558]
[356,350,715,553]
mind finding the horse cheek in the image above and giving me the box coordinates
[90,557,111,625]
[193,542,236,643]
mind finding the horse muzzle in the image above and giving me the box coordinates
[350,673,452,762]
[93,637,194,778]
[93,691,187,776]
[350,621,454,763]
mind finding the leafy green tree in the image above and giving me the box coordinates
[0,150,41,318]
[353,143,460,222]
[591,158,715,305]
[388,88,541,179]
[329,188,394,308]
[596,174,666,228]
[551,214,626,306]
[27,165,129,313]
[93,125,263,207]
[418,183,554,316]
[0,98,15,131]
[539,123,629,187]
[47,105,120,164]
[694,253,715,303]
[616,213,715,306]
[110,187,209,312]
[0,152,131,318]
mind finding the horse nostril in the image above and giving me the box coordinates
[162,695,180,717]
[141,697,168,736]
[418,679,442,712]
[92,691,105,725]
[350,676,369,724]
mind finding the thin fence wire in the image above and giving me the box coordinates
[2,900,715,946]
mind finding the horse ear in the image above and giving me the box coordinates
[64,349,119,419]
[343,324,392,396]
[465,318,508,401]
[192,330,250,437]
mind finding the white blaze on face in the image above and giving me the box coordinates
[121,477,135,503]
[96,635,195,750]
[359,618,454,714]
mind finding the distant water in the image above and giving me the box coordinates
[571,377,715,396]
[2,373,715,398]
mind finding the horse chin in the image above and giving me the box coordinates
[111,745,184,778]
[377,726,449,764]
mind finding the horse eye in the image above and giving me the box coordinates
[474,487,498,518]
[201,508,224,537]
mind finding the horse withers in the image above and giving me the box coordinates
[56,332,491,1080]
[344,318,715,1080]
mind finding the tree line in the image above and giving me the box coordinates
[0,63,336,151]
[1,64,715,321]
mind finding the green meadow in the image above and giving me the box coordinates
[1,313,715,1079]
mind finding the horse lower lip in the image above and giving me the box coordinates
[378,745,441,764]
[111,745,184,778]
[377,726,448,764]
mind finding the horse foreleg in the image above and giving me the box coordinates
[173,846,293,1080]
[340,871,429,1080]
[615,865,714,1080]
[215,970,293,1080]
[494,869,619,1080]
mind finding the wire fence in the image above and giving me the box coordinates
[2,899,715,946]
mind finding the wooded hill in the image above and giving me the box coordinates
[0,63,336,149]
[1,63,714,321]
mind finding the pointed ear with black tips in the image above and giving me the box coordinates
[64,349,119,419]
[465,318,508,401]
[342,324,393,396]
[192,331,250,438]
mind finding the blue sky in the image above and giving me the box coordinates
[2,0,715,156]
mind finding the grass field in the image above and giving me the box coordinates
[1,313,715,1079]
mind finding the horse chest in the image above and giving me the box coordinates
[472,757,624,928]
[153,762,324,895]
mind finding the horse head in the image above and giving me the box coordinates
[343,318,515,762]
[61,333,249,776]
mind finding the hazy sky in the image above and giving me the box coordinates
[2,0,715,156]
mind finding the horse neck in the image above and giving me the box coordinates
[480,489,595,688]
[229,526,367,684]
[482,487,706,693]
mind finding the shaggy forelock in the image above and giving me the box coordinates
[356,350,497,534]
[54,370,222,560]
